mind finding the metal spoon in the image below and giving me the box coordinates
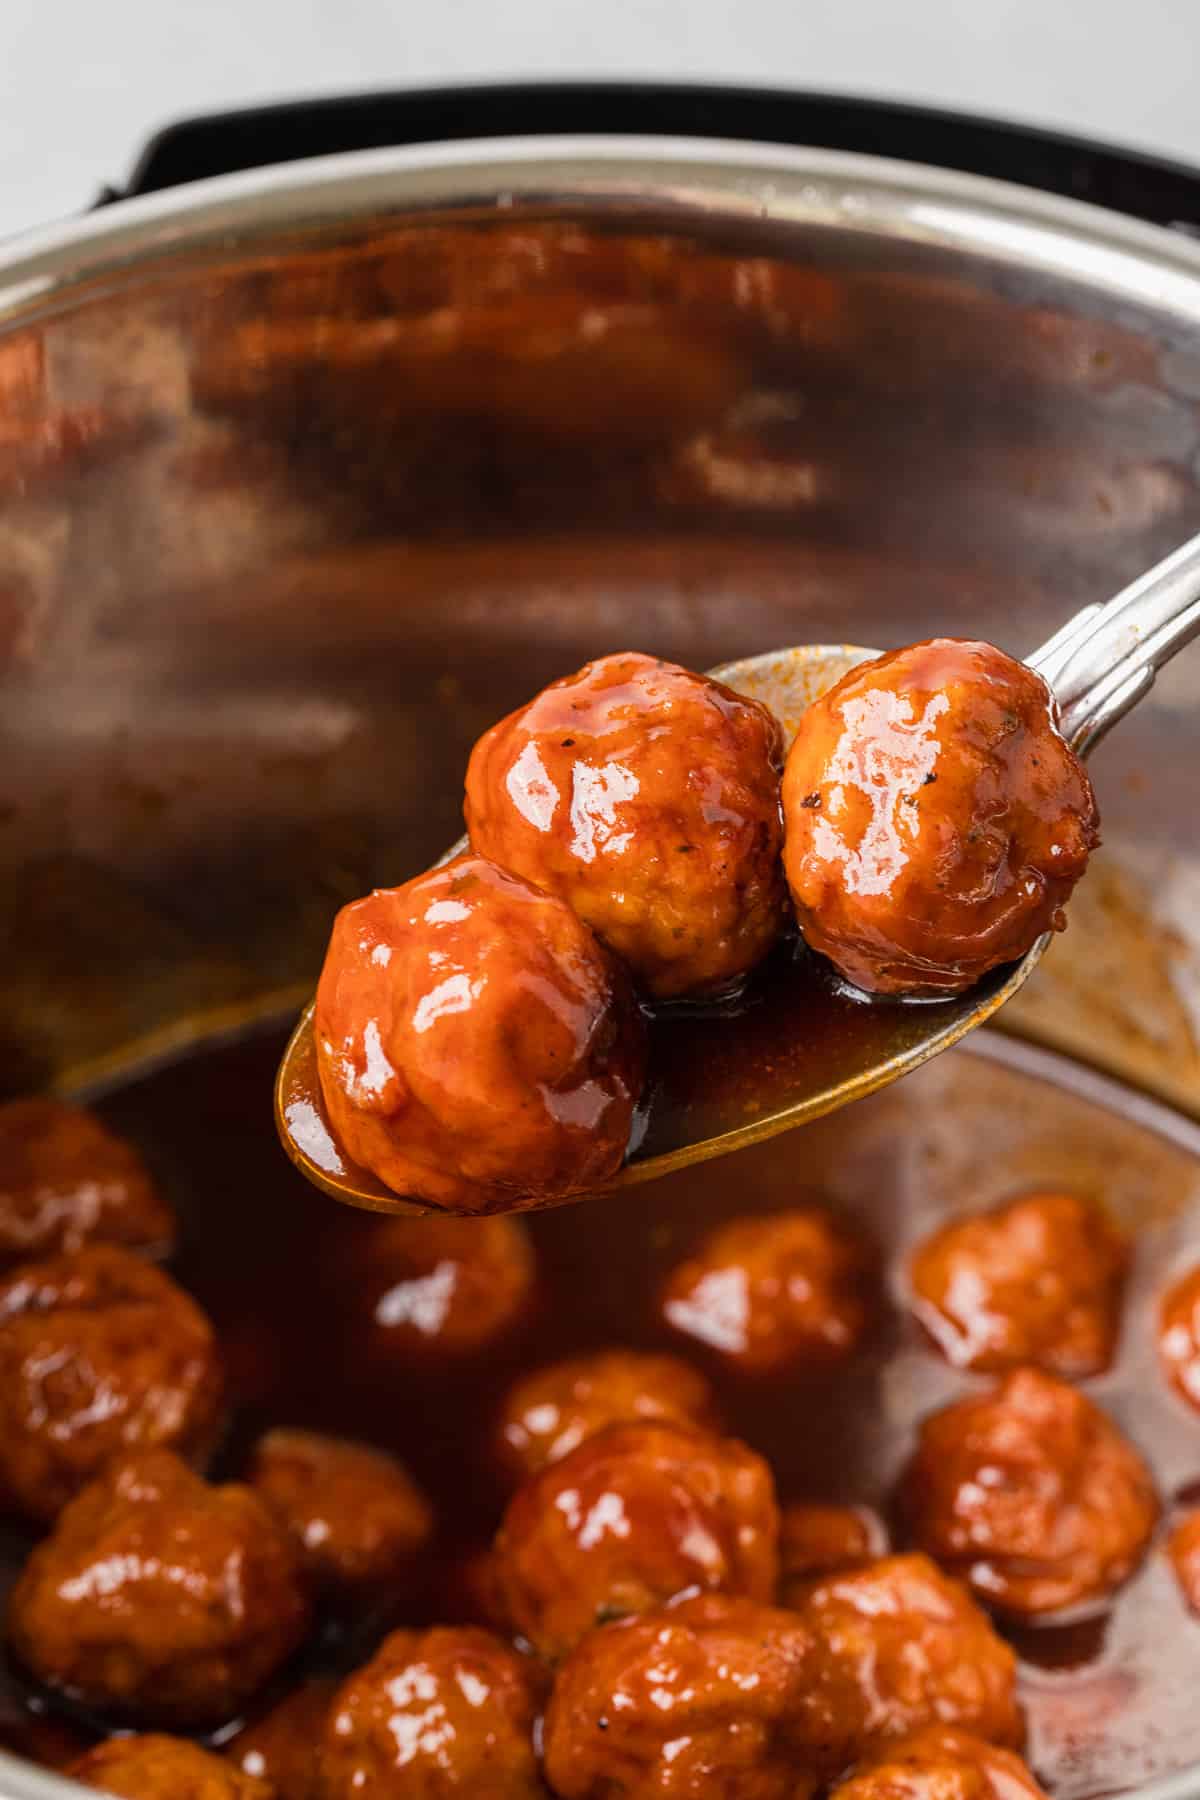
[276,530,1200,1215]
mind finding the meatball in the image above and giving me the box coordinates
[781,639,1100,996]
[348,1213,536,1356]
[1167,1509,1200,1614]
[464,651,787,998]
[321,1625,544,1797]
[315,853,645,1210]
[793,1555,1023,1768]
[1160,1264,1200,1410]
[659,1209,872,1375]
[542,1592,819,1799]
[0,1244,224,1522]
[779,1503,889,1600]
[69,1734,273,1799]
[899,1367,1159,1619]
[493,1419,779,1659]
[908,1190,1128,1377]
[497,1348,715,1478]
[0,1097,174,1267]
[830,1728,1047,1800]
[248,1428,432,1598]
[226,1679,335,1800]
[8,1448,310,1726]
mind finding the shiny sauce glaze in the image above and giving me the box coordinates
[3,1026,1200,1796]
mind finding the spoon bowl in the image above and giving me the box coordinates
[274,641,1048,1215]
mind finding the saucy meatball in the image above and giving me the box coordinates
[0,1244,224,1522]
[660,1209,872,1375]
[248,1428,432,1597]
[497,1348,715,1478]
[321,1625,544,1797]
[908,1190,1128,1377]
[464,651,787,998]
[226,1679,335,1800]
[1167,1509,1200,1614]
[1160,1264,1200,1409]
[493,1419,779,1659]
[779,1502,889,1600]
[315,853,645,1210]
[70,1734,273,1799]
[793,1555,1023,1768]
[542,1592,818,1799]
[781,639,1100,996]
[8,1449,310,1726]
[899,1367,1159,1619]
[831,1728,1048,1800]
[349,1213,536,1356]
[0,1097,174,1266]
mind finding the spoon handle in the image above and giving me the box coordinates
[1029,529,1200,753]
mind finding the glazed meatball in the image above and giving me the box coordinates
[497,1348,715,1478]
[1167,1509,1200,1614]
[226,1679,335,1800]
[349,1213,536,1356]
[248,1428,432,1597]
[1160,1264,1200,1409]
[908,1190,1128,1377]
[779,1502,889,1600]
[321,1625,544,1797]
[464,651,787,998]
[314,853,645,1210]
[542,1592,818,1799]
[8,1449,310,1726]
[0,1097,174,1266]
[0,1244,224,1522]
[831,1728,1047,1800]
[69,1734,273,1799]
[659,1209,872,1375]
[781,639,1100,996]
[793,1555,1023,1768]
[899,1367,1159,1619]
[493,1419,779,1659]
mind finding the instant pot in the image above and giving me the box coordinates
[1,83,1200,1799]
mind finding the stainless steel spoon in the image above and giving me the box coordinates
[275,529,1200,1215]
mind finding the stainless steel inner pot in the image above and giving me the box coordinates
[1,136,1199,1800]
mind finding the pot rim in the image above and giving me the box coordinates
[2,132,1200,1800]
[3,134,1200,332]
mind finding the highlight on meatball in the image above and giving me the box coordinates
[496,1346,716,1478]
[8,1448,310,1726]
[542,1592,817,1799]
[464,651,787,998]
[1160,1263,1200,1410]
[0,1244,224,1522]
[70,1733,274,1799]
[830,1727,1048,1800]
[346,1213,536,1356]
[314,853,646,1210]
[247,1428,432,1598]
[781,639,1100,996]
[908,1189,1129,1377]
[1167,1509,1200,1615]
[791,1554,1023,1768]
[779,1502,889,1601]
[321,1625,544,1798]
[899,1367,1159,1619]
[659,1208,873,1375]
[0,1097,174,1267]
[493,1419,780,1659]
[226,1678,335,1800]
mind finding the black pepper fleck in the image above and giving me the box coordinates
[801,792,822,809]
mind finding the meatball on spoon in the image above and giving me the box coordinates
[277,528,1200,1216]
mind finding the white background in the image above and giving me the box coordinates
[1,0,1199,240]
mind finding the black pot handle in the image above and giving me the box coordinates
[107,81,1200,235]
